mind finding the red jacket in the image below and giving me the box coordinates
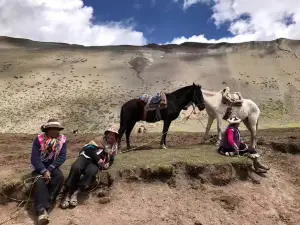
[221,125,243,151]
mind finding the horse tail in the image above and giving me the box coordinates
[255,102,260,132]
[256,117,259,131]
[119,105,124,128]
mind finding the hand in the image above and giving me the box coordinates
[234,149,240,157]
[103,163,110,170]
[43,170,51,183]
[98,159,106,167]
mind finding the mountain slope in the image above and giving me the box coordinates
[0,37,300,133]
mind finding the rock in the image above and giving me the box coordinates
[67,219,79,225]
[194,220,203,225]
[97,189,109,198]
[99,197,111,204]
[211,195,241,210]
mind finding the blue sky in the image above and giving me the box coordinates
[83,0,232,44]
[0,0,299,46]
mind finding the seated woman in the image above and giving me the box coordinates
[60,124,119,209]
[30,119,67,225]
[218,116,270,173]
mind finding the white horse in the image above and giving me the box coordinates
[197,88,260,148]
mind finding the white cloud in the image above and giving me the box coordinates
[0,0,147,46]
[169,0,300,44]
[174,0,209,10]
[151,0,156,7]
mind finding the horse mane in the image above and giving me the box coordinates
[169,85,192,94]
[168,84,201,95]
[202,89,220,96]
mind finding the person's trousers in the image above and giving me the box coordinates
[219,143,258,155]
[65,155,98,191]
[32,168,64,213]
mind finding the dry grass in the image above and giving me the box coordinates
[0,37,300,134]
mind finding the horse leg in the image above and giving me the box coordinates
[160,120,171,149]
[201,115,214,144]
[118,125,126,151]
[242,118,252,145]
[216,116,223,147]
[247,116,258,148]
[125,121,136,150]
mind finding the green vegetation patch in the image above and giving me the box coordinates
[259,100,287,119]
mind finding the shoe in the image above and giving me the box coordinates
[60,194,70,209]
[69,190,79,207]
[37,209,50,225]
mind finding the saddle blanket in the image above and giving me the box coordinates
[140,93,162,106]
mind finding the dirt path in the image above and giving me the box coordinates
[1,129,300,225]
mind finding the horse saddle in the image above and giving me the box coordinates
[139,91,167,111]
[221,87,243,106]
[139,91,167,121]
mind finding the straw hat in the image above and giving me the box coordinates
[41,119,64,132]
[104,124,119,138]
[227,116,241,124]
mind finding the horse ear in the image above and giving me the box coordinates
[193,82,195,86]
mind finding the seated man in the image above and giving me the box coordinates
[60,124,119,209]
[218,116,270,173]
[31,119,67,225]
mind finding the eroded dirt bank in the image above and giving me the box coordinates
[1,129,300,224]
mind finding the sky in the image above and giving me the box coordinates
[0,0,299,46]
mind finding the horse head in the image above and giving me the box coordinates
[192,82,205,111]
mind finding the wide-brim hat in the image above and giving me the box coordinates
[227,116,241,124]
[104,124,119,138]
[41,119,64,132]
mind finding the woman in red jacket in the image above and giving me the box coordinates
[219,116,270,172]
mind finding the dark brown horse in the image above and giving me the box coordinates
[118,83,206,150]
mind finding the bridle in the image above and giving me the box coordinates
[192,87,205,108]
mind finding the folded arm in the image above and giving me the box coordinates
[227,129,239,151]
[47,141,67,172]
[83,146,105,165]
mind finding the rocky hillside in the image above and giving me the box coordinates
[0,36,300,133]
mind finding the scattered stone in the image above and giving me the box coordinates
[67,219,79,225]
[99,197,111,204]
[97,189,109,198]
[211,195,241,210]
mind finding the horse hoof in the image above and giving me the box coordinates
[160,144,168,149]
